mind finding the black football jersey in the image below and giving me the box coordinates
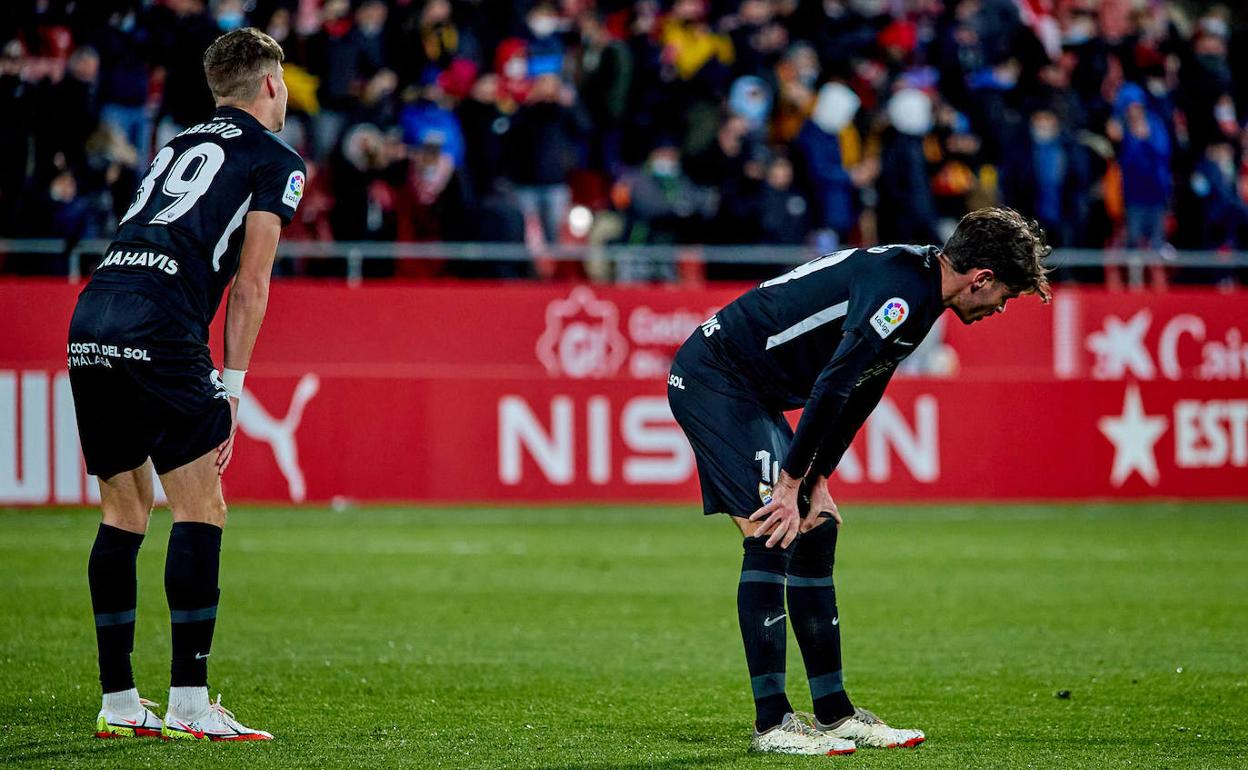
[85,106,305,339]
[705,244,945,475]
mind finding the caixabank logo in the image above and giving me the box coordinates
[536,287,629,379]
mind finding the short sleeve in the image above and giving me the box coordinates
[249,144,306,227]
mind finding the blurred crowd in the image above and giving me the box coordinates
[1,0,1247,281]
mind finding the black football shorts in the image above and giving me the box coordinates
[667,332,796,518]
[67,289,231,479]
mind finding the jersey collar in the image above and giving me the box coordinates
[214,105,264,130]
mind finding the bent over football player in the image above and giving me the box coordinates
[68,28,304,741]
[668,208,1051,755]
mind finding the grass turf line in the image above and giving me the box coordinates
[0,503,1246,769]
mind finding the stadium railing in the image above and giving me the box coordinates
[2,238,1247,284]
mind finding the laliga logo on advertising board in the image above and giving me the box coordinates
[536,287,628,379]
[1086,309,1248,381]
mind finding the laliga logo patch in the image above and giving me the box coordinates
[282,171,305,209]
[758,482,774,505]
[870,297,909,339]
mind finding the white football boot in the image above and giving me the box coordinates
[162,694,274,741]
[816,706,925,748]
[95,696,163,738]
[750,712,856,755]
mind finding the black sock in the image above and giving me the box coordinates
[165,522,222,688]
[787,522,854,724]
[738,535,793,730]
[89,523,145,694]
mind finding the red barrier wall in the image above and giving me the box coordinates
[3,279,1246,504]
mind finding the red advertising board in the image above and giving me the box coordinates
[2,279,1246,505]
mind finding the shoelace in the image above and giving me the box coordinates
[853,707,885,726]
[208,694,242,729]
[786,712,824,738]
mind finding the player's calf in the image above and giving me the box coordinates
[737,534,794,731]
[786,520,855,725]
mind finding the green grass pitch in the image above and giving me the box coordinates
[1,502,1246,769]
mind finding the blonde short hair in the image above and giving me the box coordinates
[203,27,284,102]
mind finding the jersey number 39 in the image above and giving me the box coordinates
[121,143,226,227]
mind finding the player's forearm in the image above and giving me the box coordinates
[223,277,270,372]
[809,372,892,477]
[784,386,852,479]
[782,333,878,478]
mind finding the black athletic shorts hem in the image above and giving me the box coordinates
[668,333,796,518]
[68,290,232,479]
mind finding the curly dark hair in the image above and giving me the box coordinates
[942,207,1053,301]
[203,28,284,103]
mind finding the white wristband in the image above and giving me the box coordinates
[221,368,246,398]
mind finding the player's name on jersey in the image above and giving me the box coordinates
[98,249,179,275]
[176,120,244,139]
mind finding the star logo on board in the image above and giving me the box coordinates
[1097,385,1168,487]
[1086,310,1155,380]
[536,287,628,379]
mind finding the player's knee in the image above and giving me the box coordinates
[789,521,837,578]
[101,509,150,535]
[172,494,228,527]
[100,499,152,534]
[206,496,229,527]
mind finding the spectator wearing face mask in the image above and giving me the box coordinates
[309,0,389,156]
[876,88,939,244]
[625,140,710,245]
[1109,82,1172,251]
[96,9,153,163]
[525,3,567,80]
[399,83,466,172]
[456,73,509,201]
[148,0,218,147]
[685,113,765,243]
[1190,140,1248,250]
[1001,108,1091,247]
[620,0,669,167]
[621,138,715,281]
[1180,11,1235,155]
[660,0,734,87]
[771,42,819,143]
[727,76,773,138]
[794,82,871,248]
[34,46,101,180]
[505,73,589,246]
[574,11,632,176]
[392,0,476,87]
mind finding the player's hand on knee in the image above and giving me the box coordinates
[808,476,842,529]
[215,396,239,475]
[748,472,802,549]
